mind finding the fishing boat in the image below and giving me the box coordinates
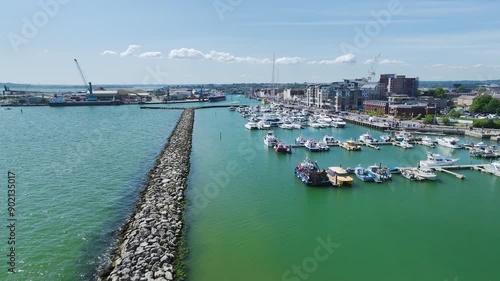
[326,167,353,187]
[387,167,400,174]
[263,131,278,147]
[317,142,330,152]
[354,166,375,182]
[419,153,459,167]
[366,164,392,182]
[274,142,292,154]
[294,158,331,186]
[436,137,462,149]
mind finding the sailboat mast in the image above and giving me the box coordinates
[271,53,276,98]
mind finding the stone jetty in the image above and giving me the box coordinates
[99,108,194,281]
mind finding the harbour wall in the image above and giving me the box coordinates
[99,108,194,281]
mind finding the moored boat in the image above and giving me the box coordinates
[413,167,437,180]
[419,153,459,167]
[354,166,374,182]
[340,140,361,151]
[295,158,331,186]
[274,142,292,154]
[264,131,278,147]
[436,137,462,149]
[245,121,259,130]
[400,168,425,181]
[327,167,353,187]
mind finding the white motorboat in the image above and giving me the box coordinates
[413,167,437,180]
[331,117,346,128]
[264,131,278,147]
[257,121,271,130]
[359,133,378,144]
[400,168,425,181]
[400,140,413,149]
[309,122,322,128]
[421,136,436,147]
[380,134,392,142]
[304,139,321,152]
[323,135,337,145]
[245,121,259,130]
[483,161,500,177]
[279,122,294,130]
[474,142,488,149]
[395,130,414,142]
[436,137,462,149]
[419,153,459,167]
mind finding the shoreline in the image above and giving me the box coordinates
[98,108,194,281]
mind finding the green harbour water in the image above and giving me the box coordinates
[1,97,499,280]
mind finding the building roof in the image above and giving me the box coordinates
[457,95,475,100]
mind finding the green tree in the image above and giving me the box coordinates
[423,114,435,124]
[485,98,500,114]
[434,87,447,99]
[448,109,462,118]
[457,86,466,93]
[469,94,492,113]
[442,116,450,125]
[478,87,487,93]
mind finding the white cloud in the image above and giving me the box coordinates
[168,48,206,59]
[379,59,407,65]
[364,59,374,64]
[100,50,117,56]
[275,57,304,65]
[316,54,357,64]
[432,64,467,69]
[473,64,483,67]
[120,45,141,57]
[138,52,162,58]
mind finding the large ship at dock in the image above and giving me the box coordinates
[207,93,226,102]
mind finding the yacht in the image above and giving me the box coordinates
[257,121,271,130]
[244,121,259,130]
[474,142,488,149]
[419,153,459,167]
[264,131,278,147]
[331,117,346,128]
[400,140,413,149]
[436,137,462,149]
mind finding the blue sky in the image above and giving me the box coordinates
[1,0,500,84]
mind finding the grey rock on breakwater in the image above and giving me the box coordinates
[99,108,194,281]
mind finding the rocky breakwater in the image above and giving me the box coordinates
[99,108,194,281]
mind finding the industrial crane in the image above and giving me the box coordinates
[74,59,96,101]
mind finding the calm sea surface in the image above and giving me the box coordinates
[1,96,499,281]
